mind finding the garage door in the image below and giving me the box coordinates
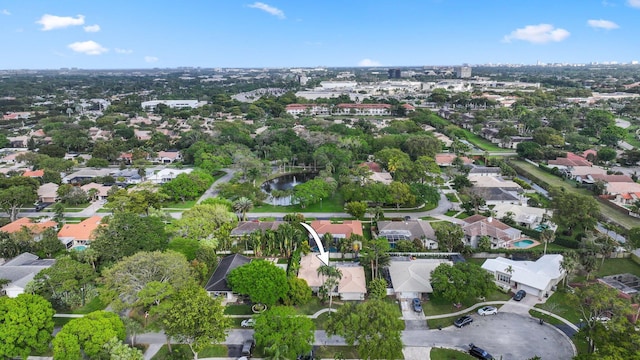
[399,292,419,299]
[519,284,540,297]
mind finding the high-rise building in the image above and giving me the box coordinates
[456,66,471,78]
[388,68,402,79]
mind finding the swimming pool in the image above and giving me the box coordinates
[512,239,535,248]
[73,245,87,251]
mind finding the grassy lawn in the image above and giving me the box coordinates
[71,296,107,314]
[595,258,640,278]
[445,210,457,216]
[314,345,361,359]
[430,347,475,360]
[455,212,470,219]
[427,314,464,329]
[53,316,73,327]
[295,297,332,315]
[529,309,564,326]
[445,193,458,203]
[460,129,510,152]
[161,200,197,209]
[313,311,331,330]
[534,289,581,324]
[423,291,510,317]
[223,304,253,315]
[151,344,227,359]
[625,126,640,148]
[253,193,345,213]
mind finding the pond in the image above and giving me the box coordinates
[261,172,316,205]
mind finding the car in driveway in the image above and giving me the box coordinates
[412,298,422,313]
[477,306,498,316]
[513,290,527,301]
[468,343,494,359]
[454,315,473,328]
[241,318,256,327]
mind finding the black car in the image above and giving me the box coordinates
[34,202,52,212]
[296,349,314,360]
[454,315,473,328]
[469,343,494,360]
[513,290,527,301]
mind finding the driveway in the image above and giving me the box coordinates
[400,298,429,330]
[403,313,575,360]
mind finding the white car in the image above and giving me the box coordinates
[241,318,256,327]
[477,306,498,316]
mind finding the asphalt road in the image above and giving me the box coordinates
[403,313,575,360]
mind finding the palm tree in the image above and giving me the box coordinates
[597,235,617,268]
[317,265,343,310]
[560,251,578,286]
[540,229,556,255]
[233,197,253,221]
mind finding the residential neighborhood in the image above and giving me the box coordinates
[2,34,640,360]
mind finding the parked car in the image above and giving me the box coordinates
[468,343,494,360]
[513,290,527,301]
[34,202,52,212]
[241,318,256,327]
[412,298,422,313]
[477,306,498,316]
[296,348,314,360]
[241,339,255,357]
[454,315,473,328]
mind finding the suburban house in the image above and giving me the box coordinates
[388,258,452,299]
[469,175,525,205]
[154,151,182,164]
[112,169,144,184]
[435,153,473,167]
[0,217,58,241]
[22,169,44,178]
[204,253,251,301]
[285,104,331,116]
[141,100,199,111]
[81,183,112,201]
[0,253,55,297]
[376,219,437,249]
[481,255,565,299]
[57,216,103,249]
[309,220,363,244]
[333,103,391,116]
[145,168,193,184]
[62,168,114,184]
[462,215,522,249]
[358,162,393,185]
[230,221,284,237]
[492,203,554,230]
[547,152,592,170]
[297,253,367,301]
[37,182,59,203]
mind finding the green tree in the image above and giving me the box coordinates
[552,191,599,235]
[171,203,237,243]
[326,299,404,360]
[387,181,415,210]
[232,197,253,221]
[159,283,230,360]
[0,185,37,221]
[597,147,617,163]
[317,265,343,309]
[582,109,615,137]
[283,277,312,306]
[53,311,126,360]
[92,212,169,264]
[431,262,495,304]
[227,259,289,306]
[367,278,388,300]
[344,201,367,219]
[103,336,144,360]
[0,294,55,359]
[101,251,193,311]
[570,283,633,353]
[599,125,627,147]
[540,229,556,255]
[434,222,464,252]
[29,256,97,309]
[359,238,391,279]
[254,306,315,360]
[161,172,213,203]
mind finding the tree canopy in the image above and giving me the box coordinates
[431,262,495,304]
[53,311,126,360]
[0,294,55,359]
[254,306,315,360]
[227,259,289,306]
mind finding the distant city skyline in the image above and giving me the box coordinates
[0,0,639,69]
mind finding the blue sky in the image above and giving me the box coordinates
[1,0,639,69]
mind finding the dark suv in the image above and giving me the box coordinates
[454,315,473,328]
[513,290,526,301]
[469,343,494,360]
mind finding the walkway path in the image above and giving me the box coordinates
[197,169,236,204]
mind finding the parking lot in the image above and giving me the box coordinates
[402,312,575,360]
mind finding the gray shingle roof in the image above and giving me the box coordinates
[204,254,251,292]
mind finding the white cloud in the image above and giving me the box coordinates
[587,19,619,30]
[68,40,108,55]
[503,24,570,44]
[115,48,133,54]
[144,56,159,63]
[84,24,101,32]
[628,0,640,8]
[247,2,285,19]
[358,58,382,67]
[2,9,11,15]
[37,14,85,31]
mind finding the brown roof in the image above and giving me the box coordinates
[435,153,473,165]
[463,215,511,230]
[548,158,591,167]
[230,221,284,236]
[57,216,103,241]
[589,174,635,183]
[359,162,382,173]
[310,220,363,238]
[0,217,57,234]
[22,169,44,177]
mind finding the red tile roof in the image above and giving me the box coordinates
[57,216,104,241]
[22,169,44,177]
[0,217,57,234]
[310,220,363,238]
[336,104,391,109]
